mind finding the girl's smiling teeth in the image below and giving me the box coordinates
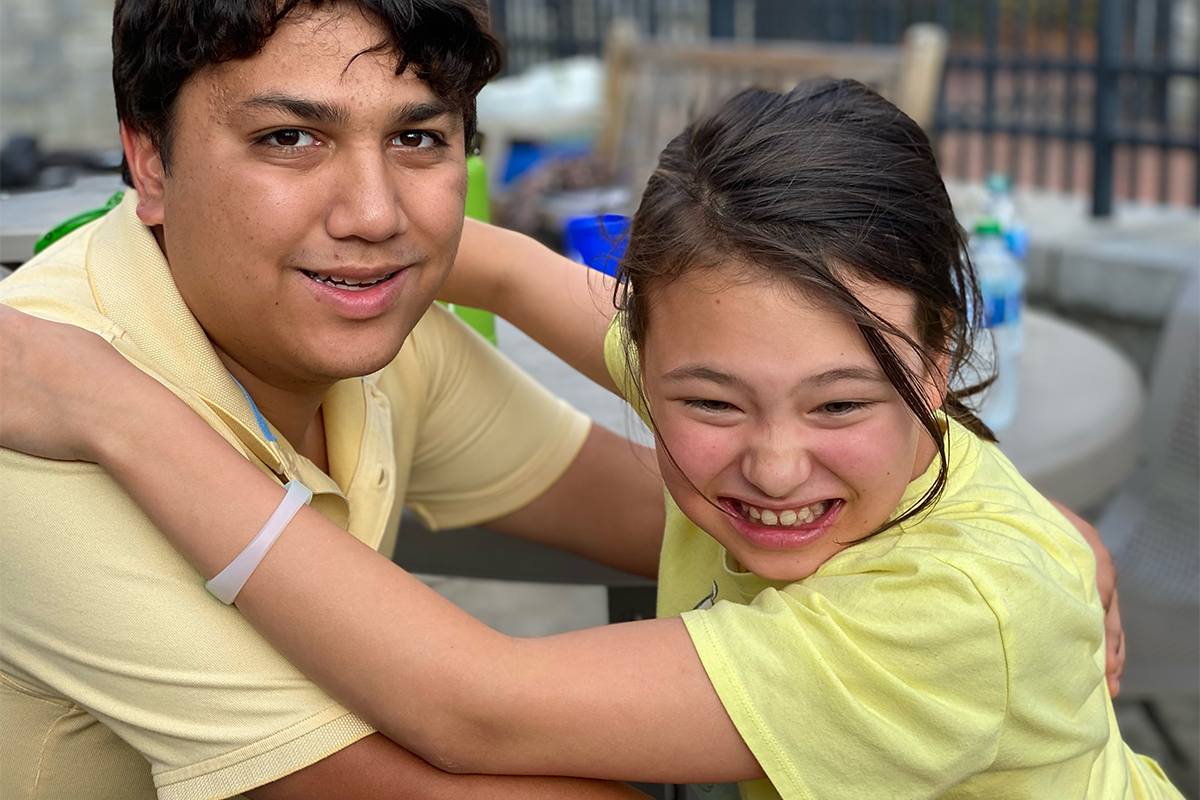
[733,499,832,527]
[303,270,397,291]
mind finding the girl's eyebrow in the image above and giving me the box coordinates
[661,364,886,392]
[803,366,888,387]
[661,366,752,393]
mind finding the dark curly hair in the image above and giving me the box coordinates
[616,78,995,538]
[112,0,501,184]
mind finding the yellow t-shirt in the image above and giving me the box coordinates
[605,321,1182,800]
[0,192,591,800]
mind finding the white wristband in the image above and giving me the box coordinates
[205,480,313,605]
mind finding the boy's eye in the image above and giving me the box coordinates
[392,131,442,149]
[684,398,737,413]
[262,129,315,148]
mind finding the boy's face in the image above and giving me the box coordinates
[640,266,944,582]
[130,7,468,391]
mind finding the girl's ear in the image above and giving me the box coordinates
[926,309,956,410]
[923,338,952,415]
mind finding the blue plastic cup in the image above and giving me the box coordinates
[565,214,630,278]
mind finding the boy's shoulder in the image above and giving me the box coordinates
[0,217,111,332]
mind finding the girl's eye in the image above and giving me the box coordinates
[684,398,737,413]
[820,401,865,416]
[392,131,442,149]
[262,129,315,148]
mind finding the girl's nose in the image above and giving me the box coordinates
[741,433,812,499]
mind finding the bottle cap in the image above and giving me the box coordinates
[985,173,1012,193]
[974,216,1003,236]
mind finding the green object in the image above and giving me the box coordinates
[974,216,1003,236]
[445,155,497,345]
[464,154,491,224]
[33,191,126,255]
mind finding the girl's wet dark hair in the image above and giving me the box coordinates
[112,0,501,184]
[616,77,995,537]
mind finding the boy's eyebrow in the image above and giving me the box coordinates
[234,95,457,130]
[388,98,458,129]
[238,93,350,126]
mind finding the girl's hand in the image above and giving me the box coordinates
[1050,499,1125,696]
[0,305,138,463]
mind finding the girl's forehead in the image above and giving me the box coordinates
[638,264,929,393]
[645,263,919,341]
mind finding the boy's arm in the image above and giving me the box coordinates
[443,218,620,393]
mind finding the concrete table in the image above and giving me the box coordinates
[998,309,1146,512]
[0,175,127,266]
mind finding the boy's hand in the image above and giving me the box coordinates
[1050,499,1124,696]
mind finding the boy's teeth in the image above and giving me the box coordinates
[305,271,393,290]
[739,500,828,527]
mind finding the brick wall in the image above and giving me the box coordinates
[0,0,119,150]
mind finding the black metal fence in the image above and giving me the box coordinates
[487,0,1200,216]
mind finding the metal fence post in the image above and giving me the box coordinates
[556,0,578,58]
[1092,0,1123,217]
[710,0,736,38]
[487,0,506,43]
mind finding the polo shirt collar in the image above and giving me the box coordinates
[87,191,361,526]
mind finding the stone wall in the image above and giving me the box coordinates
[0,0,119,151]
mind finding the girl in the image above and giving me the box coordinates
[0,79,1177,798]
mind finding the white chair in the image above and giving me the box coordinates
[1098,269,1199,765]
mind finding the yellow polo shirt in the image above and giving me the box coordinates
[0,192,591,800]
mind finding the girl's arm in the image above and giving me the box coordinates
[0,307,760,784]
[442,219,620,393]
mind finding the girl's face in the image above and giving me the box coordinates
[641,265,945,582]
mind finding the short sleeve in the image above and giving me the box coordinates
[0,452,373,800]
[682,555,1008,800]
[603,312,650,425]
[398,305,592,530]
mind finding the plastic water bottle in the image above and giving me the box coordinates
[445,155,498,345]
[969,217,1026,432]
[982,173,1028,260]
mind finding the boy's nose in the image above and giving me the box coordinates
[741,434,812,499]
[325,150,409,243]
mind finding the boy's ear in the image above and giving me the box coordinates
[120,121,166,227]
